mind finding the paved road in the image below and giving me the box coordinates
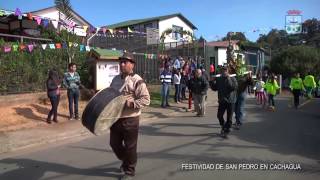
[0,96,319,180]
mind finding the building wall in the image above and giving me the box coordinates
[32,9,87,36]
[158,16,194,43]
[217,48,227,65]
[32,10,60,21]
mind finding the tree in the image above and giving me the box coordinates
[270,45,320,79]
[222,32,247,42]
[257,29,289,51]
[54,0,79,67]
[302,18,320,47]
[302,18,320,38]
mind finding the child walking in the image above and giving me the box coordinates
[254,76,266,106]
[264,74,280,111]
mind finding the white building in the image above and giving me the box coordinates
[103,13,197,44]
[206,40,242,66]
[30,6,93,37]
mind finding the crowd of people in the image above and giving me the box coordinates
[160,58,320,138]
[43,53,319,179]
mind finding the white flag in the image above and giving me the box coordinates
[52,20,58,29]
[41,44,47,50]
[85,46,90,51]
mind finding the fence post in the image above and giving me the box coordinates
[279,74,282,94]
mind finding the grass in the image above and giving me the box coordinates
[148,85,175,107]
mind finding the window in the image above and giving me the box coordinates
[210,57,215,65]
[144,23,154,31]
[172,25,183,40]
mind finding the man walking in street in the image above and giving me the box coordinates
[210,66,238,137]
[234,72,254,130]
[109,52,150,180]
[290,73,304,109]
[303,72,317,99]
[63,63,81,120]
[189,69,209,117]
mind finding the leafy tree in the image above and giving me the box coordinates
[222,32,247,42]
[54,0,82,67]
[270,45,320,79]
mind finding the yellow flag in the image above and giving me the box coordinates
[109,29,114,34]
[128,27,133,33]
[69,42,73,47]
[83,26,88,32]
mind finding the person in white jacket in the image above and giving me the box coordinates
[173,69,181,103]
[254,76,266,106]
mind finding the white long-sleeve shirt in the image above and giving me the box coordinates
[173,74,181,85]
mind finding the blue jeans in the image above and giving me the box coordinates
[47,95,60,121]
[161,83,170,107]
[67,89,80,118]
[180,84,187,99]
[174,84,181,102]
[235,92,246,125]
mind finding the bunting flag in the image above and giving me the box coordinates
[144,54,148,59]
[0,10,5,16]
[89,26,95,33]
[83,25,88,32]
[14,8,22,16]
[41,44,47,50]
[35,17,41,25]
[55,43,61,49]
[52,20,58,29]
[128,27,133,33]
[62,43,68,49]
[28,44,34,52]
[1,42,93,54]
[69,42,73,47]
[42,19,49,27]
[12,45,19,51]
[20,44,26,51]
[4,46,11,53]
[68,21,75,28]
[79,45,85,52]
[109,29,114,34]
[27,13,33,20]
[49,44,55,49]
[18,15,22,20]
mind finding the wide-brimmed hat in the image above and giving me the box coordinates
[119,51,135,63]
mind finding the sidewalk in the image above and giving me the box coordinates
[0,91,218,154]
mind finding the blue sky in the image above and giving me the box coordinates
[2,0,320,41]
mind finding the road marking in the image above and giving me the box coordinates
[299,99,313,108]
[288,98,313,108]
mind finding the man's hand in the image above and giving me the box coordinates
[126,100,135,108]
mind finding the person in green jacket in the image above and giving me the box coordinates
[63,63,81,120]
[303,72,316,99]
[264,74,280,111]
[290,73,304,109]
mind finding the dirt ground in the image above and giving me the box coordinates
[0,85,161,133]
[0,98,88,132]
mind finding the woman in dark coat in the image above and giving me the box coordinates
[46,69,61,124]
